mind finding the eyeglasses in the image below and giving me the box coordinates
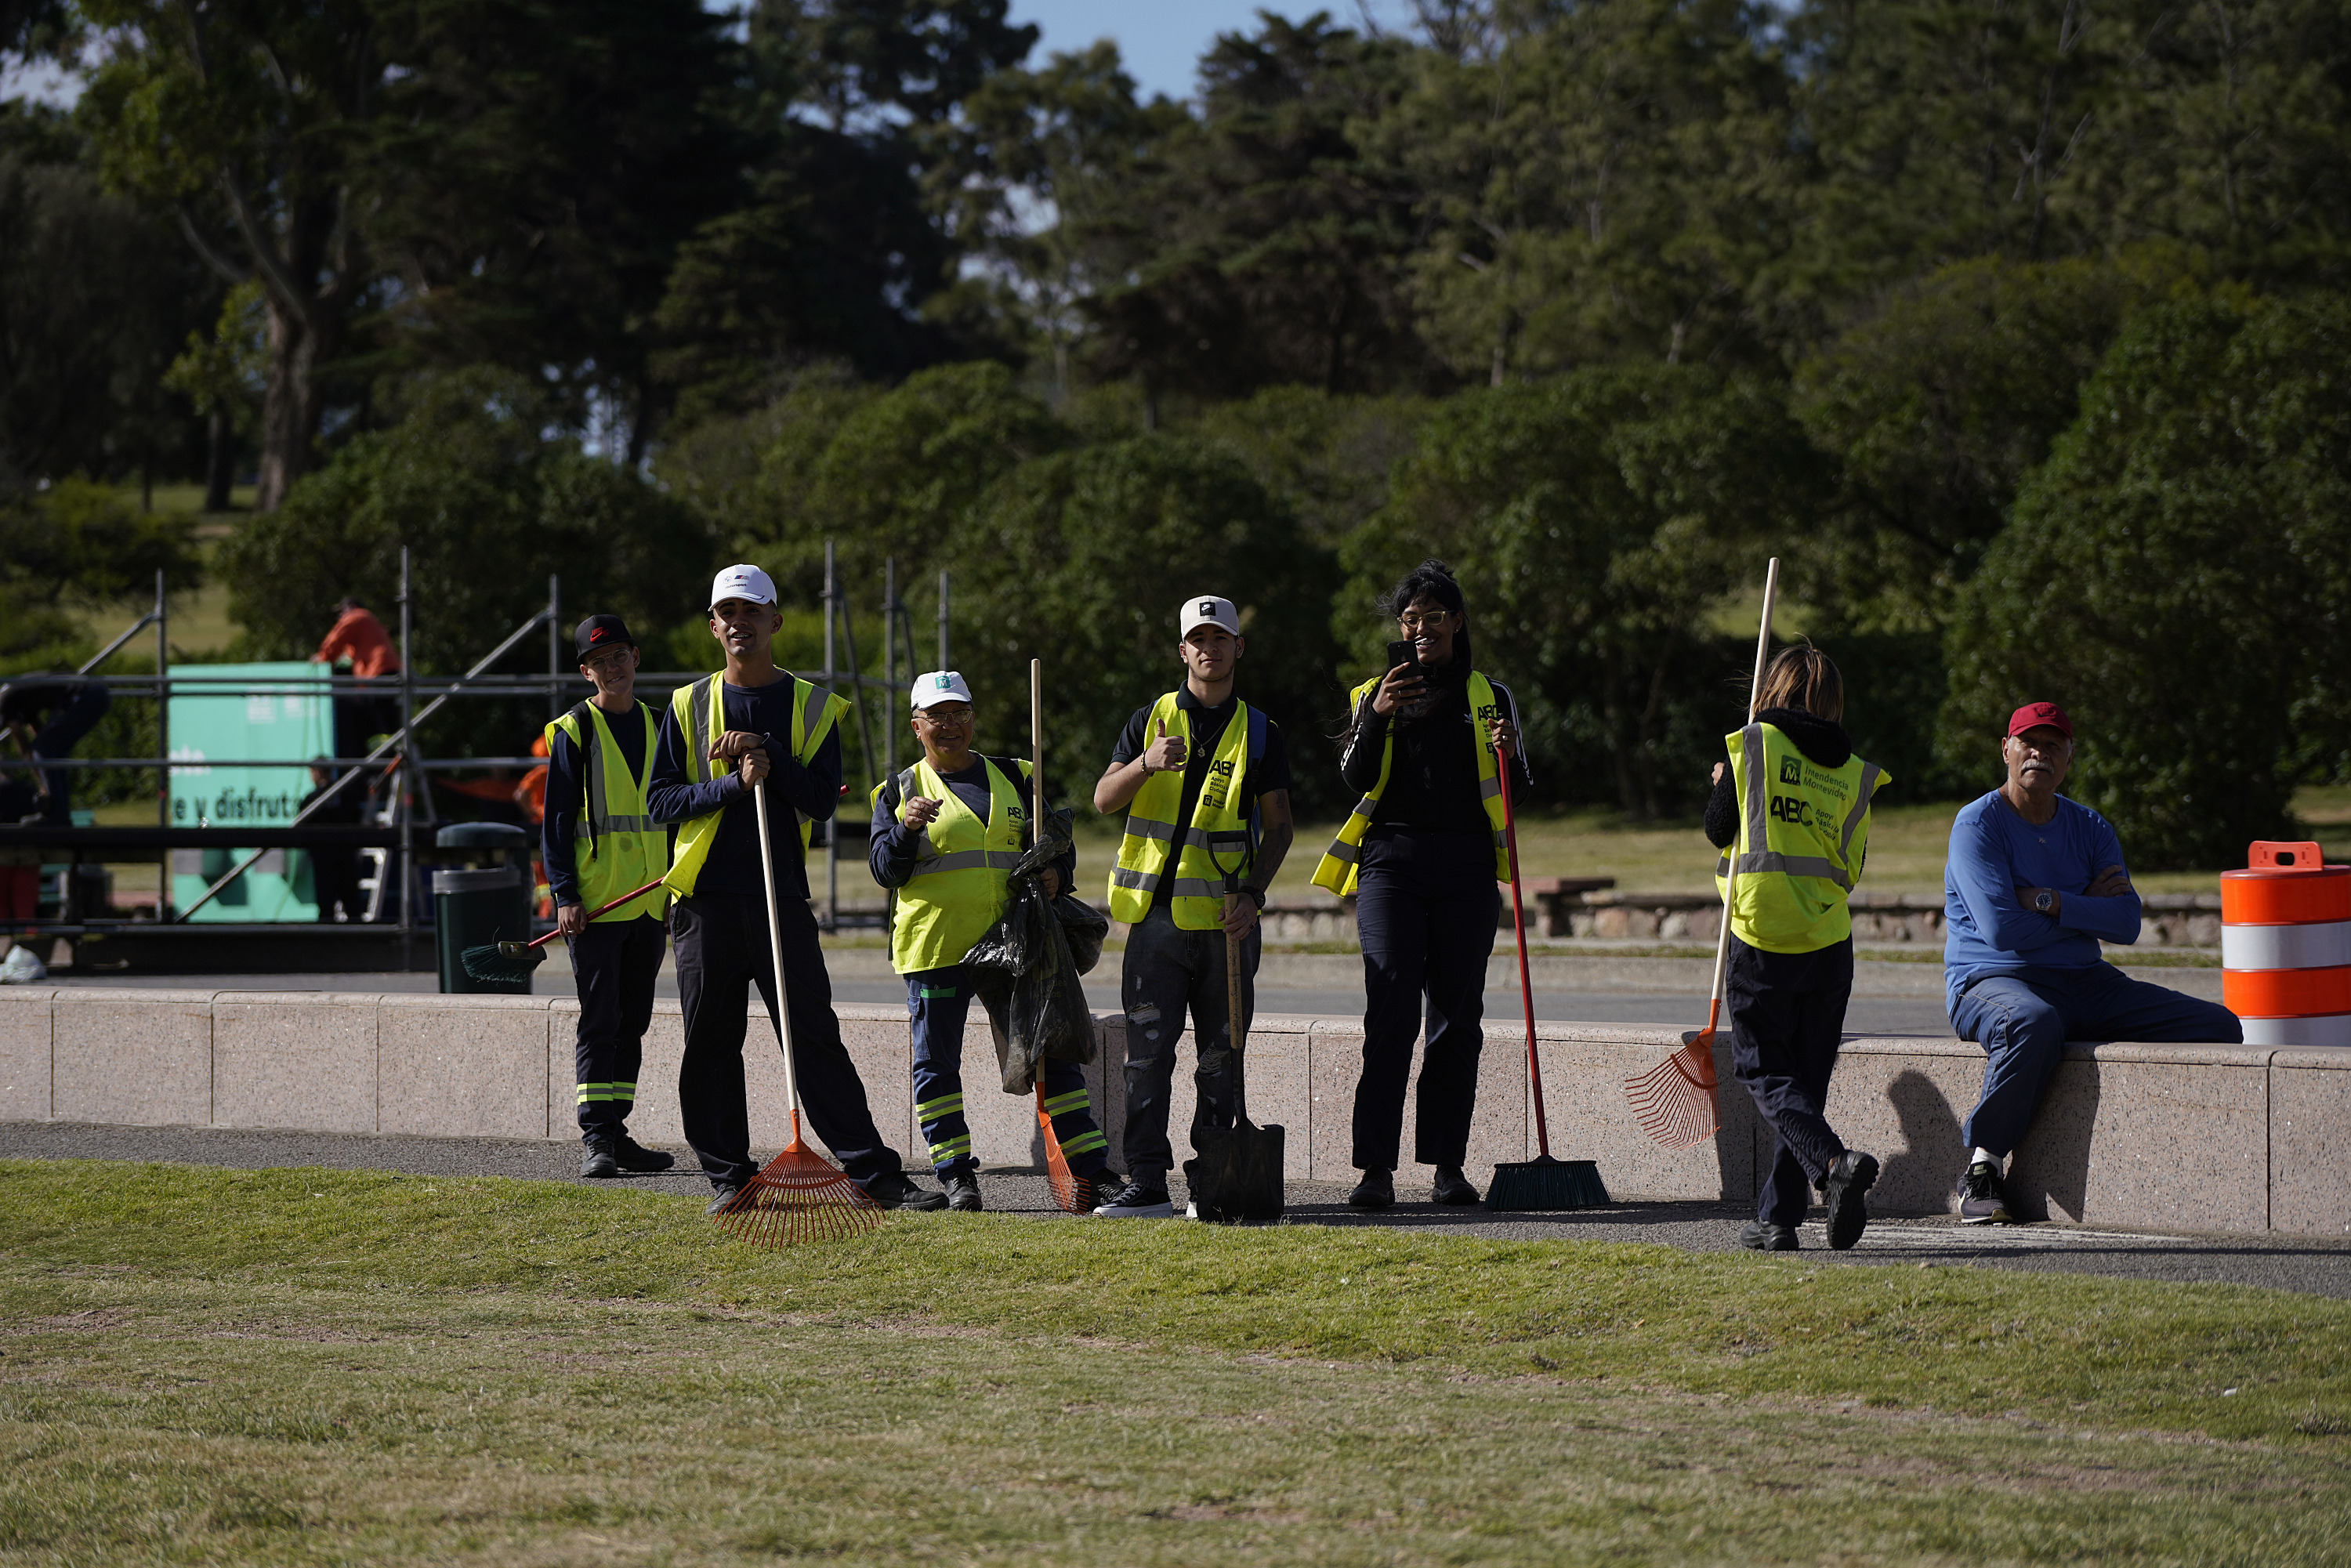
[1397,611,1453,632]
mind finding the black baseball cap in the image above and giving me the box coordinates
[574,614,638,660]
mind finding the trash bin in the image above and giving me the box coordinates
[432,823,533,994]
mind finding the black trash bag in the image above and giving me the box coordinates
[965,807,1102,1094]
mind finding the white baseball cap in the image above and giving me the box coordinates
[709,563,777,608]
[911,670,974,710]
[1179,595,1241,636]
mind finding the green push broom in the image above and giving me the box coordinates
[1485,734,1610,1212]
[460,875,669,984]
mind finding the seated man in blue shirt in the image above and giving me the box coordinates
[1943,701,2240,1223]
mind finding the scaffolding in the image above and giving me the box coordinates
[0,544,944,968]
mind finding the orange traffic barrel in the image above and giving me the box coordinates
[2221,840,2351,1047]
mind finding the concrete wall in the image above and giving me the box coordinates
[2,986,2341,1237]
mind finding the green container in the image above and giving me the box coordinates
[432,866,531,994]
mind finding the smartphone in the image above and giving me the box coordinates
[1385,639,1418,674]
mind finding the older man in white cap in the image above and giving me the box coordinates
[1089,595,1294,1217]
[646,564,944,1214]
[867,670,1103,1211]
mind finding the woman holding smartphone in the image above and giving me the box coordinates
[1311,559,1530,1210]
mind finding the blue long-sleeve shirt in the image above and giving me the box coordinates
[1943,788,2143,1006]
[643,675,842,901]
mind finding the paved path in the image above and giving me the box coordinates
[5,1121,2343,1300]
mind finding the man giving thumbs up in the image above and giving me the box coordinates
[1089,596,1294,1217]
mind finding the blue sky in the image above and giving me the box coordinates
[1005,1,1416,103]
[2,5,1418,113]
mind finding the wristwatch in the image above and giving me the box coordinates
[2033,889,2056,914]
[1243,885,1267,911]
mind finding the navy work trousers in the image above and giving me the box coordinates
[567,913,666,1144]
[671,893,902,1191]
[1950,963,2241,1157]
[1349,827,1499,1173]
[905,964,1108,1179]
[1726,936,1853,1228]
[1118,906,1259,1186]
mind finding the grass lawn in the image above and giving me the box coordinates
[2,1161,2347,1564]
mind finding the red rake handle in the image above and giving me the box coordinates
[520,875,669,952]
[1495,741,1550,1159]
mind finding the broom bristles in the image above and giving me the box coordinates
[458,943,542,985]
[1623,1031,1722,1150]
[1036,1090,1086,1214]
[1485,1155,1610,1211]
[713,1118,883,1248]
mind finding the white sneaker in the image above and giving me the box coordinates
[0,945,46,984]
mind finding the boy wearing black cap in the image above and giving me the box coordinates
[543,614,676,1179]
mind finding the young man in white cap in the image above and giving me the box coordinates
[543,613,675,1180]
[868,671,1108,1211]
[1089,595,1293,1218]
[646,564,944,1213]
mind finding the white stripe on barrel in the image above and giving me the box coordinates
[2221,919,2351,972]
[2238,1013,2351,1049]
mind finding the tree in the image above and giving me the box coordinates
[78,0,381,510]
[1791,255,2157,632]
[950,434,1340,812]
[219,368,713,753]
[1078,13,1437,409]
[652,0,1040,418]
[1375,0,1802,380]
[1943,290,2351,867]
[0,101,216,500]
[1350,364,1821,815]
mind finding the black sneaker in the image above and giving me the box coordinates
[614,1137,675,1173]
[1092,1179,1175,1218]
[1346,1169,1394,1210]
[1956,1160,2011,1224]
[943,1171,983,1212]
[865,1172,949,1211]
[1430,1165,1480,1205]
[705,1182,744,1216]
[1821,1150,1879,1251]
[1738,1220,1799,1252]
[580,1139,620,1179]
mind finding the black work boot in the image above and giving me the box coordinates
[705,1182,744,1216]
[1430,1166,1480,1205]
[1346,1168,1395,1210]
[580,1138,620,1179]
[943,1171,983,1212]
[1738,1220,1799,1251]
[613,1136,675,1173]
[865,1171,950,1211]
[1821,1151,1880,1251]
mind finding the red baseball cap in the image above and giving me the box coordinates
[2006,701,2073,740]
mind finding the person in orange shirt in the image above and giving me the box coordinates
[312,596,402,765]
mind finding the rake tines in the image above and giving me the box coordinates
[1623,1030,1722,1150]
[712,1115,884,1248]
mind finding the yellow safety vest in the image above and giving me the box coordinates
[545,700,668,922]
[661,672,849,898]
[875,755,1031,974]
[1715,721,1889,954]
[1313,671,1510,897]
[1107,693,1259,929]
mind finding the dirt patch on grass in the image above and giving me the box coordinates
[12,1306,139,1332]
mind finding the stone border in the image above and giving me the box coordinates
[2,987,2339,1237]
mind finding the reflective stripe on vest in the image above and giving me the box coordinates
[1713,721,1889,954]
[662,672,848,898]
[1310,672,1510,897]
[879,755,1030,974]
[1107,693,1259,930]
[545,701,668,923]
